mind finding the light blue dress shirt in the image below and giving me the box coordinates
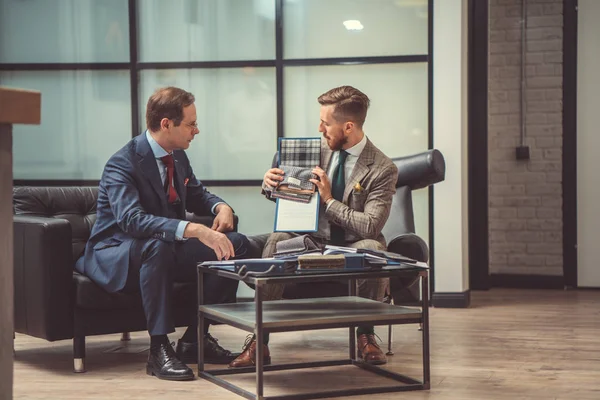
[145,130,223,240]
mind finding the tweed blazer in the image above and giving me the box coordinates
[319,137,398,247]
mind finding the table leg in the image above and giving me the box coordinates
[255,283,264,399]
[348,279,357,360]
[197,269,205,374]
[421,273,430,388]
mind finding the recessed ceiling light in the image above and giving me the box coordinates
[343,20,364,31]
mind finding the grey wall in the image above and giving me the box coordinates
[488,0,563,276]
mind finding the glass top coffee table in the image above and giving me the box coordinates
[196,261,430,400]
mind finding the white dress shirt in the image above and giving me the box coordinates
[325,134,368,209]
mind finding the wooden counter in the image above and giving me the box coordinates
[0,87,41,400]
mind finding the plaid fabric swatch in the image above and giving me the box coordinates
[278,138,321,167]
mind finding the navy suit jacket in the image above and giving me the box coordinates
[75,133,224,293]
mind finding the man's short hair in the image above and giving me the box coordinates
[317,85,370,128]
[146,87,195,132]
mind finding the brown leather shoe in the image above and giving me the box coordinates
[228,335,271,368]
[357,333,387,365]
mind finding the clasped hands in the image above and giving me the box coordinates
[264,166,333,204]
[183,203,236,260]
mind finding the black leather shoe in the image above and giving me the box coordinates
[146,343,194,381]
[175,340,198,364]
[177,334,240,364]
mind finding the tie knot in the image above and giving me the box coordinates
[160,154,174,168]
[338,150,349,164]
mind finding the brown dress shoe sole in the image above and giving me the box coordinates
[229,356,272,368]
[357,351,387,366]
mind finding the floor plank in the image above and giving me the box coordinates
[13,288,600,400]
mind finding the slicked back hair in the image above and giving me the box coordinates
[317,85,370,128]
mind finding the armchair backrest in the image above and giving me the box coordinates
[381,149,446,241]
[13,186,98,262]
[394,149,446,190]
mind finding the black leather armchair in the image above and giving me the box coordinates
[244,149,446,351]
[12,186,233,373]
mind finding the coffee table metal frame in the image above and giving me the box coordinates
[196,264,430,400]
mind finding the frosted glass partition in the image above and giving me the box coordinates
[205,186,275,236]
[283,0,428,59]
[138,0,276,62]
[284,63,428,158]
[0,0,129,63]
[0,71,132,179]
[139,67,277,180]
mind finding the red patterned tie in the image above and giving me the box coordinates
[160,155,178,204]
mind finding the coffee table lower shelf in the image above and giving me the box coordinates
[200,358,428,400]
[197,296,430,400]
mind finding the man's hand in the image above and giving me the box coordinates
[310,166,333,204]
[263,167,284,188]
[211,204,234,233]
[184,222,235,260]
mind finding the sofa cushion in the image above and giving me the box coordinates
[13,186,98,261]
[74,273,141,310]
[74,272,197,310]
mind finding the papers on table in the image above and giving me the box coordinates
[323,245,357,254]
[274,192,319,232]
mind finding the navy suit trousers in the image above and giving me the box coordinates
[123,232,249,335]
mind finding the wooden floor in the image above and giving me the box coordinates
[12,288,600,400]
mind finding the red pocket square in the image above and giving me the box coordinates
[184,178,189,186]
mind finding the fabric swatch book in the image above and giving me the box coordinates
[272,137,321,232]
[270,137,321,204]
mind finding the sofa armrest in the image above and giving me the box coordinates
[13,215,74,341]
[387,233,429,263]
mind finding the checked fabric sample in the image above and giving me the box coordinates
[278,138,321,166]
[270,138,321,203]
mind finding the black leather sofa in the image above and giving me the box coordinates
[12,149,445,373]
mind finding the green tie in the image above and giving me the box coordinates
[330,150,349,245]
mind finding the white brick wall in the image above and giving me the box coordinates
[488,0,563,276]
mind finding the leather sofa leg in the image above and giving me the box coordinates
[73,336,86,373]
[121,332,131,341]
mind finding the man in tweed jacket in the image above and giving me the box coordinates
[230,85,398,368]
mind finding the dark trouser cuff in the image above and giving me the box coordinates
[356,326,375,336]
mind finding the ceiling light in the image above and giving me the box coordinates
[343,20,364,31]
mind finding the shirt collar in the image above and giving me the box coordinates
[145,130,170,159]
[344,134,367,157]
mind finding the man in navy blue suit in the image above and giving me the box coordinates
[76,87,249,381]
